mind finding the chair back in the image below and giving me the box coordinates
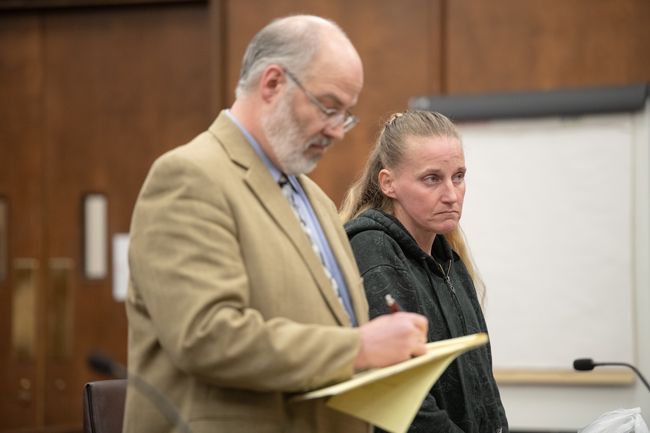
[83,379,127,433]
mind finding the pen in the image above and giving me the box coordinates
[385,294,401,314]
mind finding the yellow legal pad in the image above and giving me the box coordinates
[292,333,488,433]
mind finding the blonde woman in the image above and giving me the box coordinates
[341,111,508,433]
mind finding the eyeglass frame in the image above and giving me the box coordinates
[282,68,359,133]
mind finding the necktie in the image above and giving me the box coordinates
[278,175,355,323]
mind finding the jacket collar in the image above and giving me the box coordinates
[346,209,457,271]
[207,112,354,326]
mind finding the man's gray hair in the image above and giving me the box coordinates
[235,15,347,98]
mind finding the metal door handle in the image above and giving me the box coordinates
[48,258,74,360]
[12,258,38,361]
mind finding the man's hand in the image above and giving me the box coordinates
[354,312,428,370]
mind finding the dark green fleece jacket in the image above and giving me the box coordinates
[345,209,508,433]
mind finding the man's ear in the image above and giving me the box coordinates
[259,65,285,102]
[378,168,397,199]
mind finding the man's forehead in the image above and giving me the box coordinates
[305,59,363,101]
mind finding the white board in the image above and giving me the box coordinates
[459,113,637,370]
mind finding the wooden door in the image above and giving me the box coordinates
[0,14,46,431]
[0,2,217,431]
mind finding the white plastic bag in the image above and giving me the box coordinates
[579,408,650,433]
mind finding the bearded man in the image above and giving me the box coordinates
[123,15,428,433]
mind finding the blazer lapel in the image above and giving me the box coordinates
[208,112,350,326]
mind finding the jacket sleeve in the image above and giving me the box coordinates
[128,152,361,392]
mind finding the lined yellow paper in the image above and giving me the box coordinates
[292,333,488,433]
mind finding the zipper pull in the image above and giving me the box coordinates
[445,274,456,293]
[435,260,456,293]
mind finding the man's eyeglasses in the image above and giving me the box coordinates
[283,68,359,133]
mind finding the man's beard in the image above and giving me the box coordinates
[261,89,331,175]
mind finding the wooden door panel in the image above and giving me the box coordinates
[40,3,213,427]
[446,0,650,93]
[0,14,46,431]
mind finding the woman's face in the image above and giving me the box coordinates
[380,134,466,246]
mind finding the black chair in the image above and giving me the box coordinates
[82,379,127,433]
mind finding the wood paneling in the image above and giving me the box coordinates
[225,0,443,205]
[446,0,650,93]
[0,2,215,430]
[0,0,203,10]
[0,14,46,431]
[40,4,213,427]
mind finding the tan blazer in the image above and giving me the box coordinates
[123,111,369,433]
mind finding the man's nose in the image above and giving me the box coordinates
[323,122,346,141]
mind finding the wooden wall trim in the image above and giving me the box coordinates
[0,0,204,11]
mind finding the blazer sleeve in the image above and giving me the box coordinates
[128,151,361,392]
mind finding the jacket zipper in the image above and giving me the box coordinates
[433,258,468,334]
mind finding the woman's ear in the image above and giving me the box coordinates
[378,168,397,199]
[259,65,285,102]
